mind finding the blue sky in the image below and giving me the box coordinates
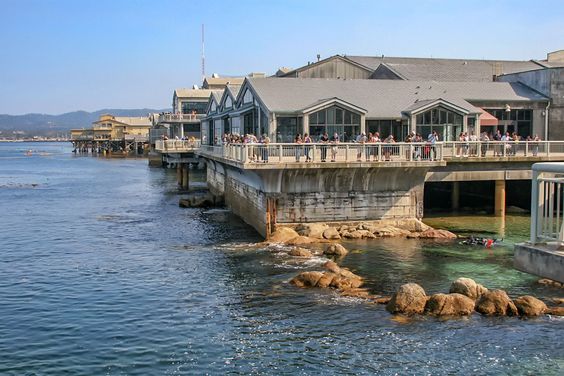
[0,0,562,114]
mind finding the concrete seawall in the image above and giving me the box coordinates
[514,243,564,283]
[206,160,428,237]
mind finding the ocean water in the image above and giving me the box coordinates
[0,142,562,375]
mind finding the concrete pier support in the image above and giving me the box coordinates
[181,164,190,190]
[494,180,506,216]
[451,181,460,210]
[176,164,182,186]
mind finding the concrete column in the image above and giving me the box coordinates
[177,164,182,185]
[302,113,309,137]
[182,164,189,190]
[494,180,506,217]
[179,124,184,139]
[451,181,460,211]
[360,114,366,135]
[475,114,481,137]
[463,114,468,134]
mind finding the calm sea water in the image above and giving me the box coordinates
[0,142,562,375]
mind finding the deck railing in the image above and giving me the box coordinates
[158,114,204,123]
[441,141,564,158]
[198,142,444,164]
[155,139,201,152]
[530,163,564,244]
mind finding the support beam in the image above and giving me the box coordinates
[451,181,460,211]
[177,164,182,185]
[182,164,189,190]
[494,180,506,217]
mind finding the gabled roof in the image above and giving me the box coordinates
[280,55,373,77]
[402,98,480,115]
[247,77,547,119]
[346,55,543,81]
[174,88,216,99]
[203,76,245,88]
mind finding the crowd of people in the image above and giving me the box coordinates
[208,129,542,162]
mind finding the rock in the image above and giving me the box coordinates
[340,288,372,299]
[269,227,299,243]
[323,260,341,274]
[425,293,475,316]
[343,230,365,239]
[449,278,488,300]
[396,219,432,232]
[418,229,457,239]
[513,296,547,316]
[373,226,411,237]
[288,247,313,258]
[286,235,317,245]
[322,227,341,240]
[475,290,518,316]
[316,272,337,288]
[290,271,324,288]
[374,296,391,304]
[537,278,563,287]
[179,192,222,208]
[330,275,363,290]
[386,283,427,315]
[295,223,329,239]
[550,297,564,305]
[337,225,350,232]
[407,232,421,238]
[546,306,564,316]
[324,244,349,257]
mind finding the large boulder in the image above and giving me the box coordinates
[269,227,299,243]
[513,295,547,316]
[286,235,317,245]
[288,247,313,258]
[324,243,349,257]
[425,293,475,316]
[295,223,329,239]
[323,227,341,240]
[323,260,341,274]
[418,229,457,239]
[386,283,427,315]
[449,278,488,300]
[475,290,518,316]
[330,275,363,290]
[290,271,324,288]
[546,306,564,316]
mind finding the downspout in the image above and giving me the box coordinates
[544,101,550,141]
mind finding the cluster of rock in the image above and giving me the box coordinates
[269,220,456,244]
[179,190,223,208]
[385,277,562,317]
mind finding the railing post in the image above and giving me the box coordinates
[378,143,382,161]
[409,144,413,161]
[279,145,283,163]
[525,141,529,157]
[547,141,550,156]
[312,144,317,162]
[242,145,247,163]
[345,144,349,162]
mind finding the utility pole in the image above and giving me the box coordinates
[201,24,205,83]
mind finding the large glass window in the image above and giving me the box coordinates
[308,106,361,141]
[181,101,208,114]
[416,106,463,141]
[366,119,405,139]
[484,109,532,138]
[277,117,298,142]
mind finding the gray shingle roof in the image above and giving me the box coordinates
[346,56,543,82]
[247,77,547,119]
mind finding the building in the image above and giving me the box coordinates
[201,77,548,143]
[70,114,152,153]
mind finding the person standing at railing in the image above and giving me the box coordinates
[404,131,413,160]
[480,132,489,157]
[427,130,439,161]
[532,134,540,156]
[383,134,395,161]
[330,132,339,162]
[356,132,367,161]
[294,134,303,162]
[260,133,270,163]
[469,132,478,156]
[414,133,423,160]
[304,133,313,162]
[493,129,502,156]
[320,131,329,162]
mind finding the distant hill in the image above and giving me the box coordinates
[0,108,170,137]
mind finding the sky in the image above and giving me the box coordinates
[0,0,562,115]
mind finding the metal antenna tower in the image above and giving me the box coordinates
[201,24,205,82]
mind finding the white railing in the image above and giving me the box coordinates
[530,163,564,244]
[158,114,204,123]
[197,142,444,164]
[441,141,564,159]
[155,139,201,152]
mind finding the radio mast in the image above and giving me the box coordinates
[201,24,205,83]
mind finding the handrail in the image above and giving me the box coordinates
[158,114,203,123]
[155,139,201,152]
[197,142,444,164]
[530,162,564,244]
